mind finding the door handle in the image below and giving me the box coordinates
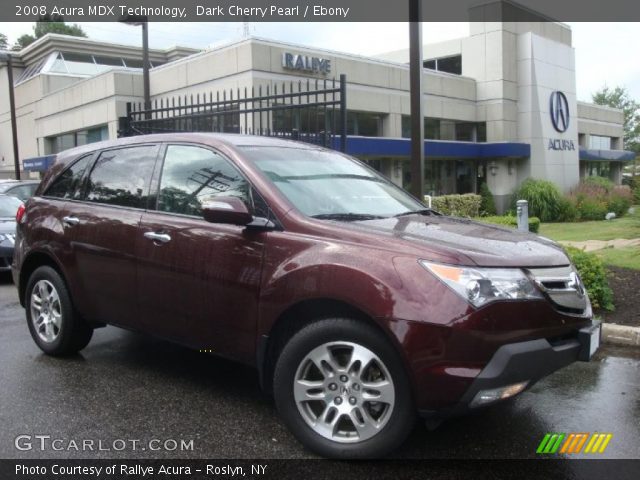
[62,216,80,226]
[144,231,171,244]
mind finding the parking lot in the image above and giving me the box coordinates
[1,272,638,464]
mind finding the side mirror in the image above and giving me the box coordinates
[202,197,253,226]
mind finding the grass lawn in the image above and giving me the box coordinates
[594,247,640,271]
[539,207,640,242]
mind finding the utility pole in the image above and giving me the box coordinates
[409,0,424,200]
[0,52,21,179]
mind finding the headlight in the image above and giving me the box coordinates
[419,260,543,308]
[0,233,6,242]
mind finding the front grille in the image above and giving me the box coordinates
[528,266,589,315]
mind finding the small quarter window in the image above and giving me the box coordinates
[45,154,93,199]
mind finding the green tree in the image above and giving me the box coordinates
[11,14,87,51]
[0,32,8,50]
[12,34,36,51]
[592,86,640,153]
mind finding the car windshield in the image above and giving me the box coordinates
[241,146,425,219]
[0,195,23,217]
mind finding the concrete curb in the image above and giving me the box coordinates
[601,323,640,347]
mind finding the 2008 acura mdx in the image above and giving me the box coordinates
[12,133,600,458]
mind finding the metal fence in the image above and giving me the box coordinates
[119,74,347,151]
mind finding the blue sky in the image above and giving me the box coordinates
[2,22,639,102]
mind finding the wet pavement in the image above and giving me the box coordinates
[1,272,638,468]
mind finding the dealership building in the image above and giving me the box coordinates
[0,15,634,211]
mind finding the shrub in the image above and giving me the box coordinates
[608,185,633,217]
[635,184,640,204]
[565,247,614,311]
[556,196,579,222]
[581,176,614,193]
[479,182,497,216]
[432,194,481,217]
[511,179,562,222]
[575,197,608,220]
[569,180,633,220]
[479,215,540,233]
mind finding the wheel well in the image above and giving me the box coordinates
[18,252,63,307]
[260,298,385,395]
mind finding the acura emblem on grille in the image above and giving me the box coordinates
[568,272,585,298]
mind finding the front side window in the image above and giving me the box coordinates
[45,154,93,199]
[157,145,250,217]
[84,146,157,208]
[241,147,424,218]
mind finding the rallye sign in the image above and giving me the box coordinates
[282,53,331,75]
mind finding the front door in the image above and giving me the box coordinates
[135,144,265,364]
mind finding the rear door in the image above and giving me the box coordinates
[135,144,266,363]
[63,144,159,327]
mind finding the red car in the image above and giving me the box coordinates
[12,133,599,458]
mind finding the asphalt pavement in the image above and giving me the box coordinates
[1,272,638,469]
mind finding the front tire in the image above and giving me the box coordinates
[25,266,93,356]
[273,318,415,458]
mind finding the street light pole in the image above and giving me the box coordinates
[120,16,151,119]
[1,52,21,180]
[141,21,151,119]
[409,0,424,200]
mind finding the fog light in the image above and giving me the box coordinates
[470,381,529,408]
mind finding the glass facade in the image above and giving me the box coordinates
[401,116,486,142]
[589,135,612,150]
[584,161,611,178]
[47,125,109,154]
[423,55,462,75]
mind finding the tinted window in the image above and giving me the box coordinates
[45,155,93,199]
[158,145,249,217]
[85,146,157,208]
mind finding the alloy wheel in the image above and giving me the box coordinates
[293,341,395,443]
[30,279,62,343]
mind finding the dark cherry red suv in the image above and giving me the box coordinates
[12,133,600,458]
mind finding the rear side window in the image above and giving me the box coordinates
[157,145,249,217]
[45,155,93,199]
[85,146,157,209]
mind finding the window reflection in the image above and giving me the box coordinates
[158,145,249,217]
[85,146,156,208]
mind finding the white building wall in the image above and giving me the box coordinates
[517,32,579,193]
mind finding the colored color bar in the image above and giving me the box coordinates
[584,433,598,453]
[543,434,559,454]
[599,434,613,453]
[550,433,565,453]
[560,434,575,454]
[537,434,552,454]
[589,434,606,453]
[573,433,589,454]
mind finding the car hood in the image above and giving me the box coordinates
[0,218,17,234]
[337,214,570,268]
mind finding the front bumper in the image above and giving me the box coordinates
[419,321,600,419]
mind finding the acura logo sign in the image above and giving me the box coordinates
[550,91,570,133]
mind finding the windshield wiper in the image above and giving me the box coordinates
[394,208,435,218]
[311,213,387,222]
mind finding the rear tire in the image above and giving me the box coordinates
[273,318,415,458]
[25,266,93,356]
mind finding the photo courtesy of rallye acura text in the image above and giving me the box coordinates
[12,133,600,458]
